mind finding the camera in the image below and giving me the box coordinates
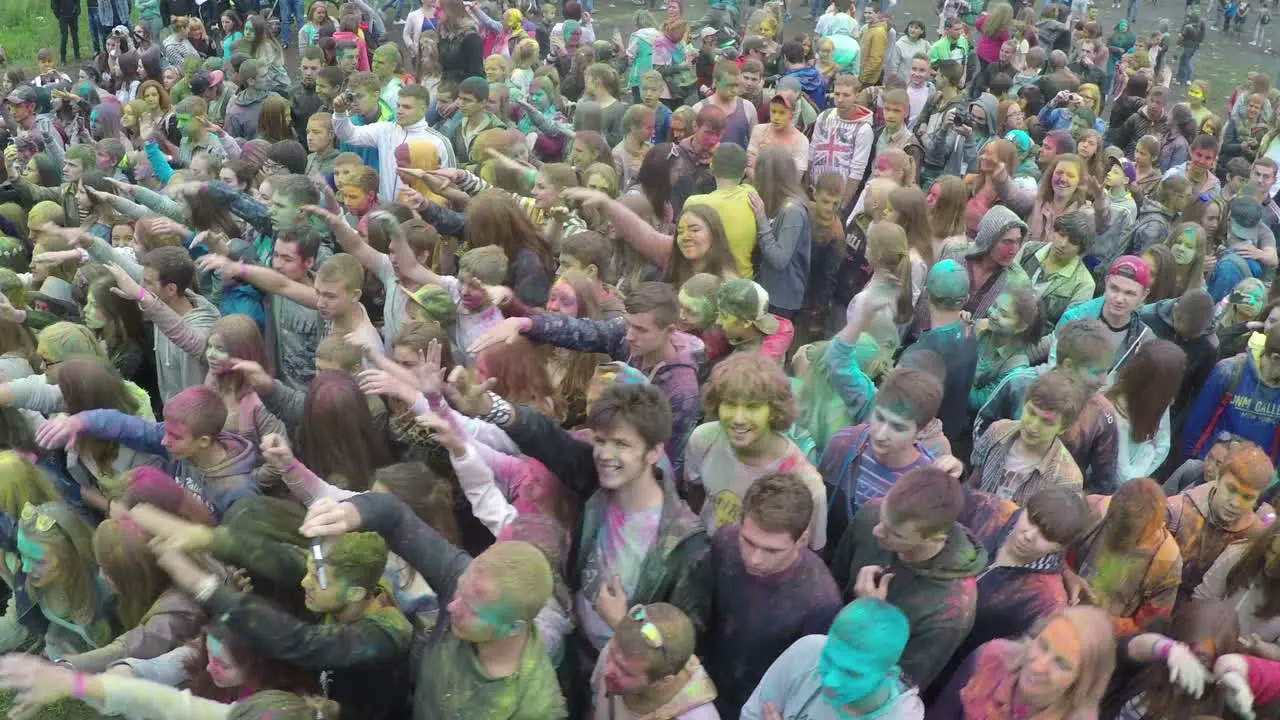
[951,110,970,127]
[344,90,356,105]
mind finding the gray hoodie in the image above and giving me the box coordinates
[964,206,1031,319]
[964,92,1000,175]
[153,292,220,403]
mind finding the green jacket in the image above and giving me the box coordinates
[17,180,77,224]
[1016,241,1097,330]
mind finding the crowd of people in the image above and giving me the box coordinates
[4,0,1280,718]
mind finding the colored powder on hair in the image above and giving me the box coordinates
[927,259,971,301]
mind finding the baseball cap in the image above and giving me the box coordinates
[5,85,36,106]
[1108,255,1152,288]
[403,284,458,328]
[1105,148,1137,185]
[769,92,794,110]
[1230,198,1263,244]
[925,259,970,308]
[716,279,779,335]
[189,70,224,96]
[698,26,717,39]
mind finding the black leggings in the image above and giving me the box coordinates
[58,19,81,63]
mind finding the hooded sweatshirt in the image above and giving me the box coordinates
[74,409,260,519]
[783,65,828,110]
[1128,197,1178,255]
[1182,352,1280,463]
[963,206,1030,320]
[829,500,987,691]
[225,88,280,141]
[149,292,220,404]
[964,93,1000,172]
[332,113,456,201]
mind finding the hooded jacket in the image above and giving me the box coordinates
[783,65,827,110]
[830,500,987,691]
[592,652,718,720]
[964,93,1000,171]
[225,88,280,141]
[1140,298,1220,420]
[75,410,260,519]
[963,206,1030,320]
[1182,352,1280,463]
[1128,197,1178,255]
[919,92,975,182]
[150,291,220,403]
[1168,483,1265,605]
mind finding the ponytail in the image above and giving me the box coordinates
[894,253,915,325]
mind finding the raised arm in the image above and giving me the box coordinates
[563,188,674,268]
[197,254,318,308]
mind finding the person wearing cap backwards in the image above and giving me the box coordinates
[900,260,977,453]
[712,279,795,363]
[1090,150,1140,273]
[591,602,719,719]
[741,598,925,720]
[746,91,810,180]
[4,85,65,167]
[1208,197,1277,301]
[1183,321,1280,465]
[189,70,235,127]
[1045,255,1153,379]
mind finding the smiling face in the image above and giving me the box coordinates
[1019,618,1082,708]
[987,292,1025,336]
[909,58,930,88]
[1051,161,1081,197]
[592,420,661,490]
[718,398,772,451]
[677,213,712,261]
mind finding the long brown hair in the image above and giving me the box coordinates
[1134,600,1241,719]
[754,145,810,219]
[478,337,557,416]
[58,358,143,479]
[889,185,934,268]
[1100,478,1167,553]
[1106,339,1185,443]
[930,176,968,241]
[464,190,556,281]
[374,462,462,546]
[20,502,103,631]
[1226,521,1280,617]
[93,518,169,630]
[548,270,610,425]
[256,96,294,142]
[89,277,148,367]
[666,204,740,287]
[211,315,270,395]
[297,371,394,492]
[0,318,37,368]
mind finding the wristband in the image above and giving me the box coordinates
[237,261,248,280]
[72,672,86,698]
[1154,638,1175,660]
[136,286,146,303]
[284,458,300,475]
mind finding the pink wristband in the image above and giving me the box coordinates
[1155,638,1174,660]
[284,459,300,475]
[72,672,86,698]
[237,261,248,280]
[136,286,146,303]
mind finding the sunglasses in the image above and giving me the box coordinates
[628,604,671,666]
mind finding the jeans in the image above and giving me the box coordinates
[1256,20,1269,44]
[1177,48,1196,82]
[1127,0,1140,21]
[58,19,82,63]
[380,0,409,20]
[86,9,105,54]
[278,0,304,45]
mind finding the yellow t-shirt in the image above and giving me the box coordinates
[686,185,759,279]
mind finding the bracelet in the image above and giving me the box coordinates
[1154,638,1175,660]
[72,672,86,698]
[283,458,300,475]
[237,260,248,280]
[136,286,146,303]
[477,391,513,426]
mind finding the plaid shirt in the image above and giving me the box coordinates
[969,419,1084,505]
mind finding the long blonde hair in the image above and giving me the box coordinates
[867,222,914,324]
[982,2,1015,37]
[1013,607,1116,718]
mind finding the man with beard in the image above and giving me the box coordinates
[1167,440,1272,605]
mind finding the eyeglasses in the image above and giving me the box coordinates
[628,604,671,666]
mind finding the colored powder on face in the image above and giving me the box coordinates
[16,530,43,573]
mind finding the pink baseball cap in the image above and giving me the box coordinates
[1108,255,1152,288]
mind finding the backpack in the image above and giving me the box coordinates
[1190,354,1280,459]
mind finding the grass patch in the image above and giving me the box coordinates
[0,688,105,719]
[0,0,96,74]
